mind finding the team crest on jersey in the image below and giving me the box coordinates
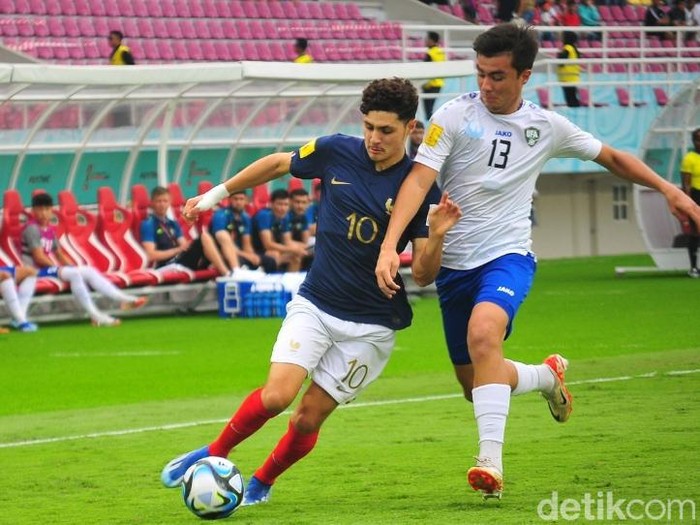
[299,139,317,158]
[524,127,540,147]
[385,198,394,215]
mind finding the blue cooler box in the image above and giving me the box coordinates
[217,278,291,318]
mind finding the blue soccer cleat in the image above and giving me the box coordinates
[18,321,39,333]
[160,445,210,488]
[241,476,272,506]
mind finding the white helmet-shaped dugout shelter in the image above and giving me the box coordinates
[636,79,700,271]
[0,60,473,205]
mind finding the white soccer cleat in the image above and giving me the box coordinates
[542,354,573,423]
[467,457,503,500]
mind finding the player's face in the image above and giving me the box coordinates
[230,193,247,212]
[151,193,170,216]
[693,133,700,152]
[476,53,531,115]
[363,111,411,171]
[291,195,309,215]
[32,205,53,226]
[271,197,289,218]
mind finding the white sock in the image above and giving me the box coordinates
[61,267,103,319]
[77,267,137,303]
[508,360,556,396]
[0,279,27,324]
[17,276,36,318]
[472,383,511,473]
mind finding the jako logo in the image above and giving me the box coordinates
[497,286,515,296]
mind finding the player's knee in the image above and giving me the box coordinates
[466,326,501,363]
[259,388,293,415]
[290,409,322,434]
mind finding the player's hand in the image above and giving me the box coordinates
[667,185,700,229]
[183,196,203,223]
[428,192,462,238]
[375,247,401,299]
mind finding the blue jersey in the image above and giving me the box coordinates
[252,208,291,252]
[288,211,309,242]
[290,134,440,330]
[306,202,319,225]
[140,215,182,250]
[210,207,252,249]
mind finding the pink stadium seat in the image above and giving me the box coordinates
[201,40,217,61]
[256,1,272,18]
[622,5,639,23]
[215,0,230,18]
[221,20,237,39]
[241,1,259,18]
[152,18,167,38]
[89,0,104,16]
[477,4,495,24]
[132,0,147,17]
[2,18,20,36]
[0,0,16,14]
[207,19,223,39]
[228,1,245,18]
[615,87,646,107]
[202,0,218,18]
[77,17,96,37]
[28,0,45,14]
[307,2,323,19]
[48,16,66,36]
[242,41,258,60]
[160,0,176,18]
[45,0,60,15]
[173,0,190,18]
[193,19,210,39]
[172,40,188,60]
[653,87,668,106]
[144,0,161,17]
[67,38,85,59]
[228,41,244,61]
[165,19,182,39]
[178,19,195,40]
[93,16,109,38]
[578,88,608,107]
[249,20,265,39]
[268,41,287,61]
[189,1,205,18]
[268,1,285,19]
[122,18,139,38]
[235,19,252,40]
[33,16,49,37]
[213,40,229,60]
[281,2,299,19]
[335,2,351,20]
[597,5,613,23]
[137,18,154,39]
[254,41,273,61]
[185,40,203,60]
[320,2,336,19]
[142,39,160,60]
[346,3,363,20]
[261,20,280,40]
[296,2,311,20]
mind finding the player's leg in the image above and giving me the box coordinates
[15,266,37,324]
[0,268,37,332]
[58,266,119,326]
[161,295,333,488]
[75,266,146,311]
[242,299,395,505]
[198,232,231,276]
[243,382,337,506]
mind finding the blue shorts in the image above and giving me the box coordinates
[38,266,60,278]
[0,266,16,277]
[435,252,537,366]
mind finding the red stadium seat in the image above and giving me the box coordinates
[653,87,668,106]
[615,87,646,107]
[579,88,609,107]
[130,185,151,241]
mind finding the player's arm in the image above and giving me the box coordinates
[376,163,439,298]
[411,192,462,287]
[185,153,293,219]
[594,144,700,226]
[142,241,181,263]
[258,229,289,254]
[681,169,691,195]
[54,245,75,266]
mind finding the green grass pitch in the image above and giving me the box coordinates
[1,254,698,524]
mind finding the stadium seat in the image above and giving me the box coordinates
[615,87,646,107]
[578,88,609,107]
[132,0,147,17]
[202,0,218,18]
[653,87,669,106]
[130,184,150,240]
[288,177,304,192]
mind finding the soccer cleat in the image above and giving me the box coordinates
[18,321,39,333]
[122,296,148,311]
[160,445,210,488]
[0,327,9,335]
[542,354,573,423]
[241,476,272,506]
[688,268,699,279]
[91,315,122,327]
[467,457,503,500]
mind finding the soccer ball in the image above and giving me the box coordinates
[181,457,245,520]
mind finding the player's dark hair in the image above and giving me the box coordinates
[295,38,308,51]
[414,120,425,130]
[360,77,418,123]
[290,188,309,198]
[150,186,169,199]
[109,30,124,40]
[473,23,539,74]
[270,189,289,202]
[427,31,440,44]
[230,190,248,197]
[31,192,53,207]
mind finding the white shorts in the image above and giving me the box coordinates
[271,295,396,404]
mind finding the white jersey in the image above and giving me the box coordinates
[415,92,602,270]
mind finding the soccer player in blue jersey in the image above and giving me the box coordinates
[160,77,461,506]
[209,191,277,273]
[376,24,700,499]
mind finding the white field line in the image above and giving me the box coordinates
[51,351,182,358]
[1,367,699,450]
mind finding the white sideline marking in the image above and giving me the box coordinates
[1,367,699,450]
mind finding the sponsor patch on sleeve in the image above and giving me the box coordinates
[299,139,317,158]
[424,123,443,147]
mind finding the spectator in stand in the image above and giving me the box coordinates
[288,188,314,270]
[0,266,38,333]
[108,30,135,65]
[692,0,700,26]
[578,0,602,40]
[292,38,313,63]
[560,0,581,26]
[496,0,521,22]
[557,31,582,107]
[210,191,277,274]
[140,186,231,276]
[517,0,537,24]
[549,0,566,25]
[680,128,700,278]
[408,120,425,160]
[306,180,321,237]
[645,0,672,40]
[22,193,146,327]
[539,0,558,41]
[252,189,307,272]
[460,0,477,22]
[421,31,446,120]
[668,0,694,41]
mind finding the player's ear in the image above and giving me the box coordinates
[520,68,532,85]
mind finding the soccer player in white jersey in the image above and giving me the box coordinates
[160,78,461,507]
[376,23,700,499]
